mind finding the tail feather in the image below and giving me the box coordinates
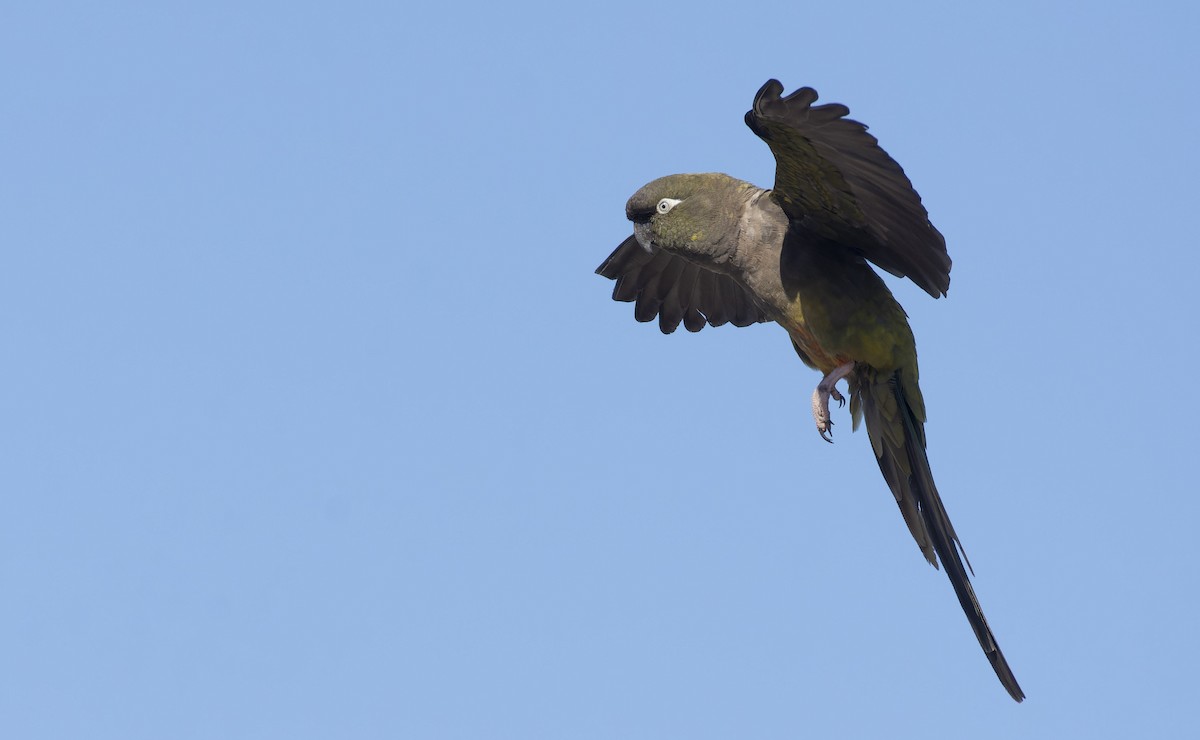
[857,367,1025,702]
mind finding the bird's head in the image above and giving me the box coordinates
[625,173,752,267]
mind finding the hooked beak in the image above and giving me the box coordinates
[633,221,655,254]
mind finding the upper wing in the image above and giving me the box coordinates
[745,80,951,298]
[595,235,769,334]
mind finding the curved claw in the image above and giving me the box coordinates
[831,388,846,408]
[811,362,854,443]
[819,420,834,443]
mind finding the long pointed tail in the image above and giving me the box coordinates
[856,368,1025,702]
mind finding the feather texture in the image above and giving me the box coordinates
[856,367,1024,702]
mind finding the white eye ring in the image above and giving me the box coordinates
[656,198,682,214]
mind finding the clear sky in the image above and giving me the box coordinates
[3,1,1198,738]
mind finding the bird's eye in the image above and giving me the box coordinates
[656,198,681,214]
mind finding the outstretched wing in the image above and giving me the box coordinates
[745,80,951,298]
[596,235,769,334]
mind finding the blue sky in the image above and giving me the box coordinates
[3,1,1199,737]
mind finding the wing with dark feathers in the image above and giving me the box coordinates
[596,235,769,334]
[745,80,951,298]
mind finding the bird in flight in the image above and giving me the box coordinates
[596,80,1024,702]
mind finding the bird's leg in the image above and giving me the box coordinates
[811,361,855,443]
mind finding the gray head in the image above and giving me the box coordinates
[626,173,756,268]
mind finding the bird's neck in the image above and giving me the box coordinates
[728,189,792,313]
